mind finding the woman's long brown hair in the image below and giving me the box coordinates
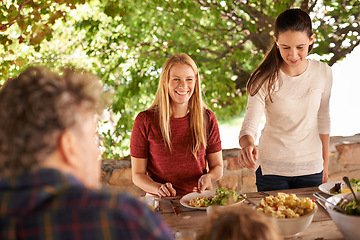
[247,8,314,101]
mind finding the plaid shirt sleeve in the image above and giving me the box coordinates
[105,192,175,240]
[0,169,175,240]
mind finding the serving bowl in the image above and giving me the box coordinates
[274,204,318,237]
[325,192,360,240]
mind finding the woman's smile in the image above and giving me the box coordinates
[175,89,190,95]
[275,30,314,76]
[168,63,196,107]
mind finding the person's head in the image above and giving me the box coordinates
[273,9,315,70]
[274,8,314,52]
[0,66,104,188]
[247,8,315,99]
[197,205,283,240]
[153,53,202,115]
[150,53,207,157]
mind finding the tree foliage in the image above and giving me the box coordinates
[0,0,86,81]
[1,0,360,158]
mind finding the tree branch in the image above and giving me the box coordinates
[2,0,32,28]
[329,39,360,66]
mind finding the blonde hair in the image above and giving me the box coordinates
[149,53,207,158]
[197,205,283,240]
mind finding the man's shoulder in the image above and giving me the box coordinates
[0,171,174,240]
[69,188,174,238]
[63,186,155,222]
[68,186,140,210]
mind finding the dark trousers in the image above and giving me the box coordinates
[255,167,323,192]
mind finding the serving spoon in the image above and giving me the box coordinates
[239,193,258,208]
[343,176,359,204]
[313,192,345,213]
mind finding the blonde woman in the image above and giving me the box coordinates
[130,53,223,197]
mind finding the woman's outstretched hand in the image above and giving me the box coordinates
[238,144,258,169]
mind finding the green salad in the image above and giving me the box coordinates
[204,187,244,206]
[330,178,360,194]
[336,198,360,216]
[351,178,360,191]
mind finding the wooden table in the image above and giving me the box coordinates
[156,187,345,240]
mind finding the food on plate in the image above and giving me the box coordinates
[188,187,244,207]
[257,192,316,218]
[188,196,207,208]
[329,182,341,194]
[330,178,360,194]
[335,197,360,216]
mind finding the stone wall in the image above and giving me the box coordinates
[328,134,360,180]
[101,134,360,197]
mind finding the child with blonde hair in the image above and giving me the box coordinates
[198,204,283,240]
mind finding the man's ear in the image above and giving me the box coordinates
[58,131,80,168]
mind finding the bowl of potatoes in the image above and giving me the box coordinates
[257,192,318,238]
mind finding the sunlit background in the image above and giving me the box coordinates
[219,46,360,149]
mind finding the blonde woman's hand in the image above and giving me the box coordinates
[238,144,258,169]
[157,182,176,197]
[193,174,213,193]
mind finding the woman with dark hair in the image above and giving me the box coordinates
[238,9,332,191]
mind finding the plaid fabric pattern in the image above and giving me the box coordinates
[0,168,174,240]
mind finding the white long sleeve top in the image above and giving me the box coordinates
[239,60,333,176]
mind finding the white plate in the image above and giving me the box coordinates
[179,190,244,210]
[318,181,343,195]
